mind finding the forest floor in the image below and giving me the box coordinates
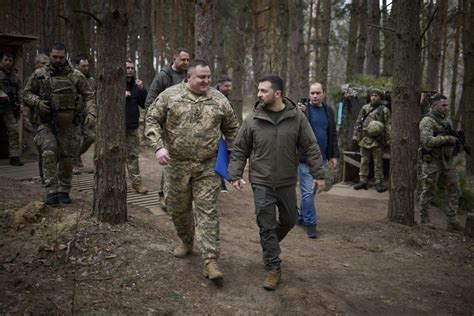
[0,146,473,315]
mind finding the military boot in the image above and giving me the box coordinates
[263,268,281,290]
[132,183,149,194]
[10,157,24,166]
[353,181,368,190]
[203,259,223,280]
[173,241,193,258]
[375,182,388,193]
[447,221,463,232]
[58,192,72,204]
[44,193,60,206]
[158,192,167,211]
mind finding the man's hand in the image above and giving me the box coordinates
[297,102,306,112]
[135,79,144,89]
[38,100,50,114]
[313,179,325,194]
[156,148,170,165]
[330,158,337,169]
[231,179,246,191]
[125,91,131,97]
[83,113,96,128]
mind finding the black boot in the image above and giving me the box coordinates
[44,193,60,206]
[58,192,72,204]
[375,182,388,193]
[9,157,24,166]
[353,182,368,190]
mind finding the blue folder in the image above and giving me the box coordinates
[215,137,229,180]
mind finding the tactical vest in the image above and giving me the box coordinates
[39,68,78,112]
[362,104,385,130]
[0,68,18,109]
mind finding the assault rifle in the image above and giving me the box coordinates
[435,125,471,156]
[40,95,59,136]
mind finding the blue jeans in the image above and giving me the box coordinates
[298,162,318,226]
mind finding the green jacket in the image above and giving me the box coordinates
[144,64,185,108]
[228,98,324,189]
[353,102,391,148]
[145,82,239,162]
[419,108,457,163]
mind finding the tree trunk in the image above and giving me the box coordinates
[438,0,448,93]
[127,0,140,61]
[426,0,444,91]
[365,0,380,76]
[381,0,395,76]
[316,0,331,88]
[346,0,360,81]
[213,0,226,78]
[288,0,306,99]
[459,0,474,174]
[388,0,422,226]
[195,0,214,63]
[63,0,90,59]
[449,0,462,116]
[355,0,368,75]
[93,0,128,224]
[139,0,154,86]
[277,0,289,85]
[252,0,267,84]
[312,0,322,82]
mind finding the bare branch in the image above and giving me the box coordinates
[73,9,102,26]
[368,23,396,33]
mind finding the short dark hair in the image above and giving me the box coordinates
[187,59,209,73]
[2,52,14,59]
[126,59,134,64]
[429,94,447,105]
[51,42,67,52]
[173,47,189,57]
[74,54,89,65]
[218,75,231,84]
[258,75,284,95]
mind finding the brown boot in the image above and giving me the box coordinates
[263,268,281,290]
[203,259,223,280]
[132,183,149,194]
[173,241,193,258]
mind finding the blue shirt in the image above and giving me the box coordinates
[308,103,328,161]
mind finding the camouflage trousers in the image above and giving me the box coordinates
[126,128,142,185]
[0,107,20,157]
[418,160,460,223]
[166,158,221,260]
[34,118,80,193]
[73,123,95,165]
[359,146,384,183]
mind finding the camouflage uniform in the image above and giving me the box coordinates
[145,82,239,259]
[74,76,96,166]
[353,102,391,184]
[126,128,142,185]
[418,108,460,224]
[0,66,20,157]
[23,63,96,194]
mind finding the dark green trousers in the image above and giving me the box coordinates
[251,184,297,268]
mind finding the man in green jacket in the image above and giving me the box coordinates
[228,75,325,291]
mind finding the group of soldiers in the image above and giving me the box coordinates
[0,42,468,292]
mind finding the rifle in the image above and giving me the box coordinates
[40,95,59,136]
[435,125,471,156]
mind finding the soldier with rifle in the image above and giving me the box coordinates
[418,94,468,232]
[23,42,96,206]
[0,52,24,166]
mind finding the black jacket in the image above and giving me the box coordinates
[126,78,147,129]
[299,102,339,162]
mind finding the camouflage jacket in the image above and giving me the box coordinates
[228,98,324,189]
[0,66,19,108]
[145,82,239,162]
[353,102,391,148]
[419,108,457,162]
[23,63,96,118]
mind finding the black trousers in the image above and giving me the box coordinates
[251,183,297,268]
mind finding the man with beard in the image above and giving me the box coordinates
[145,60,239,282]
[228,75,325,290]
[125,60,149,194]
[0,52,23,166]
[23,42,96,205]
[73,54,96,174]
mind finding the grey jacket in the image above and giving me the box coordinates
[144,64,186,108]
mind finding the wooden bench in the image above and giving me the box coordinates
[342,150,390,183]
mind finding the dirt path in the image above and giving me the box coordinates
[0,147,473,314]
